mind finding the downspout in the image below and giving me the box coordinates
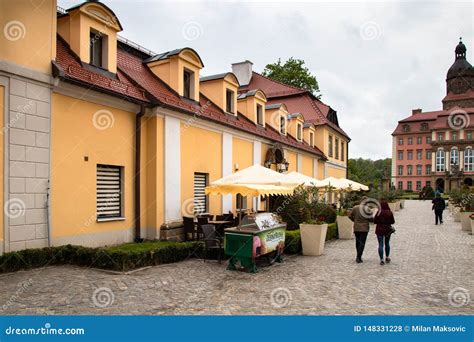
[346,142,349,179]
[134,106,145,243]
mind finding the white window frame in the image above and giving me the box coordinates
[436,149,445,172]
[96,164,124,222]
[450,148,459,166]
[464,148,473,171]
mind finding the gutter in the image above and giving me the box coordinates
[134,106,146,243]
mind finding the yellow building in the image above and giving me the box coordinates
[0,0,350,252]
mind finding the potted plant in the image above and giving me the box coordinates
[453,206,461,222]
[336,208,353,240]
[300,218,328,256]
[460,196,474,231]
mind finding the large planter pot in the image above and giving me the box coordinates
[400,199,405,209]
[395,201,401,211]
[453,208,461,222]
[300,223,328,256]
[460,212,473,231]
[448,202,454,213]
[470,219,474,235]
[336,216,353,240]
[388,202,397,213]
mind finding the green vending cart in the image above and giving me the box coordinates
[224,213,286,273]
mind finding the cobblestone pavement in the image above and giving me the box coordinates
[0,200,472,315]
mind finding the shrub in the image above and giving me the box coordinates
[311,203,337,223]
[0,241,204,274]
[284,223,338,254]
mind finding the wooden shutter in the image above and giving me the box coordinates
[97,165,122,219]
[193,173,208,214]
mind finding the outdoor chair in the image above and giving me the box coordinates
[182,216,196,241]
[201,224,223,263]
[196,217,209,240]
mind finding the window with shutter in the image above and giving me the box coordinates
[193,173,208,214]
[97,165,122,220]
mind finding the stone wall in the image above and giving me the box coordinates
[3,71,52,252]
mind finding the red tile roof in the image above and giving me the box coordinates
[242,72,350,139]
[392,107,474,134]
[54,36,325,158]
[54,37,148,102]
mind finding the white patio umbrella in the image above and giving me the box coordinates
[205,164,300,226]
[285,171,323,187]
[317,176,348,190]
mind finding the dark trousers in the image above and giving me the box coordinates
[377,234,391,260]
[354,232,368,259]
[434,210,443,224]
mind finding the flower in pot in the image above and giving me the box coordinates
[300,218,328,256]
[460,196,474,231]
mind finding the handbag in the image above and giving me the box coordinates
[388,225,396,234]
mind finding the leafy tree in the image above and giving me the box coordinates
[348,158,392,188]
[262,58,321,99]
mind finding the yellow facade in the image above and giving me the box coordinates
[301,155,313,177]
[237,91,267,125]
[180,125,222,216]
[286,150,297,172]
[142,116,164,234]
[50,93,136,238]
[0,0,57,74]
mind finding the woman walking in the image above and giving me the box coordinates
[374,200,395,265]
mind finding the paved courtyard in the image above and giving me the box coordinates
[0,200,472,315]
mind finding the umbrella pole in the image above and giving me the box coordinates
[238,195,242,229]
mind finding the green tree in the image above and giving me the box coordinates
[348,158,392,188]
[262,58,321,99]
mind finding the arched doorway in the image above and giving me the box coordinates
[435,178,445,193]
[464,178,473,186]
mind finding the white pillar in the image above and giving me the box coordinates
[222,133,233,213]
[253,141,262,210]
[297,154,302,173]
[460,149,464,170]
[164,116,181,222]
[313,158,319,179]
[445,151,450,172]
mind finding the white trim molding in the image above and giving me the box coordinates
[164,115,181,222]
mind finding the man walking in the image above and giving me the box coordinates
[349,197,373,263]
[432,193,446,225]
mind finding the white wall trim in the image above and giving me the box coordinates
[325,160,347,171]
[222,132,233,212]
[313,158,319,179]
[164,115,181,222]
[54,81,141,113]
[297,154,303,172]
[253,141,262,210]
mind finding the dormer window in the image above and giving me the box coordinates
[402,124,410,133]
[256,104,263,125]
[89,30,108,68]
[226,89,235,114]
[297,123,303,141]
[183,69,193,99]
[309,132,314,147]
[280,116,286,134]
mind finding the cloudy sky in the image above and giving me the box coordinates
[61,0,473,160]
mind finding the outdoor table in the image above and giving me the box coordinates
[224,213,286,273]
[209,220,233,238]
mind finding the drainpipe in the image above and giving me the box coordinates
[134,106,145,243]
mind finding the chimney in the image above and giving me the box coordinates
[232,60,253,86]
[412,108,422,115]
